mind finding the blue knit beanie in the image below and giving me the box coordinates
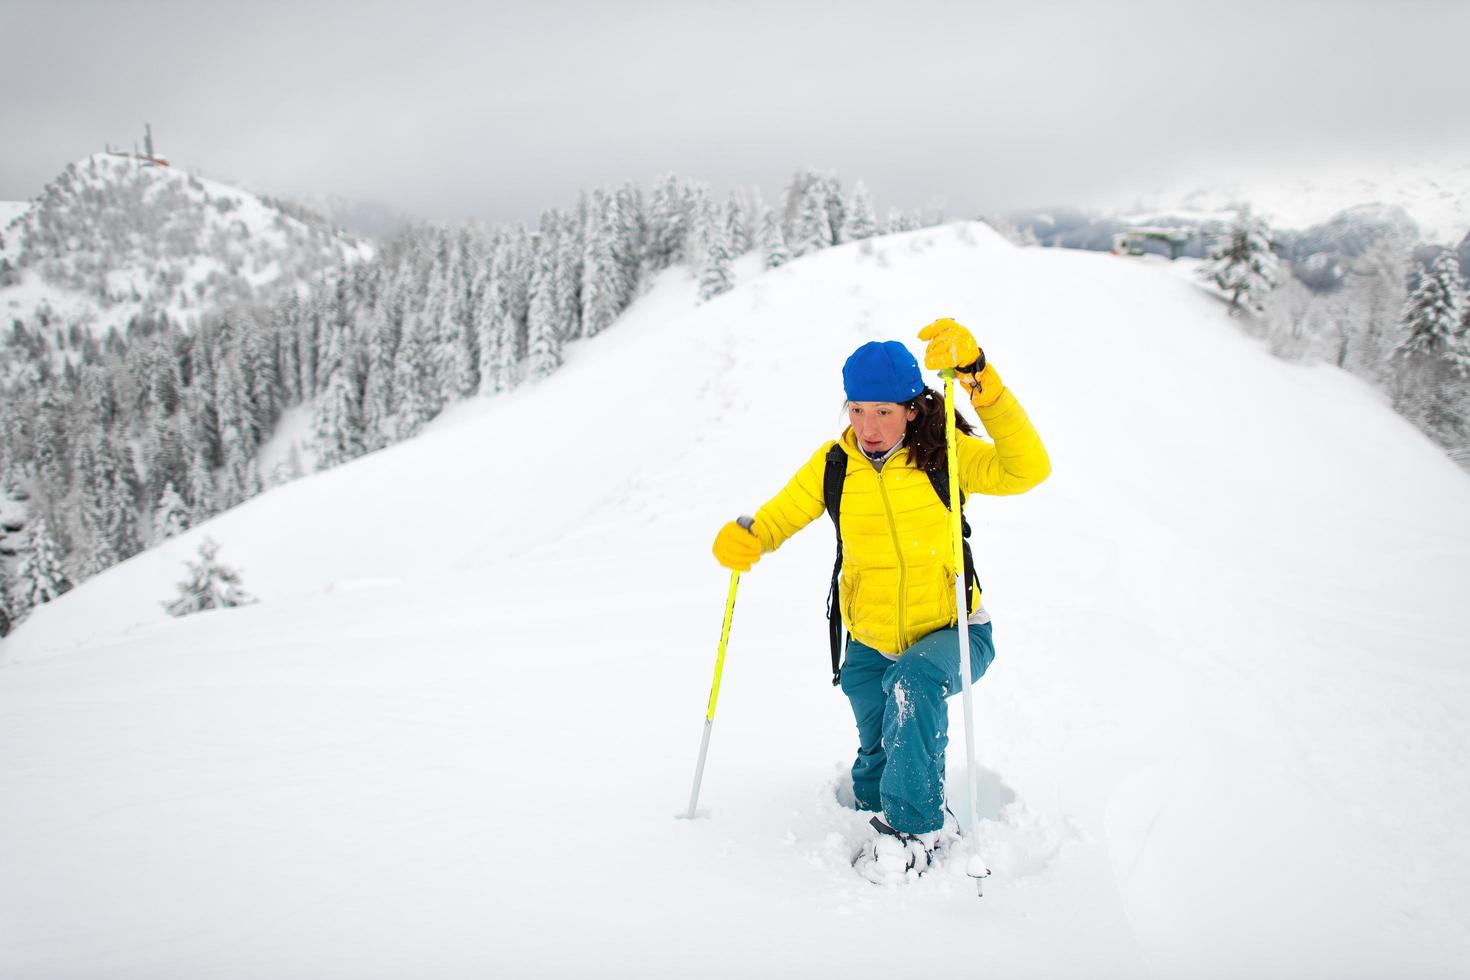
[843,341,924,402]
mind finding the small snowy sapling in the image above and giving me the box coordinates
[163,537,257,618]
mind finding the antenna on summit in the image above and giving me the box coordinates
[105,124,170,167]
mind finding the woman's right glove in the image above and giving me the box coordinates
[712,516,761,572]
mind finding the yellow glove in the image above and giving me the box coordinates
[919,317,1004,408]
[918,317,981,372]
[712,516,761,572]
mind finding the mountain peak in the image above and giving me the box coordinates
[0,152,373,336]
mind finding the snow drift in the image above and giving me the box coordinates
[2,224,1468,979]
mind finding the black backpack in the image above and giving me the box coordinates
[822,444,978,685]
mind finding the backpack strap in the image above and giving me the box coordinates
[823,444,848,686]
[924,461,981,615]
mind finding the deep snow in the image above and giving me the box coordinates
[3,224,1468,979]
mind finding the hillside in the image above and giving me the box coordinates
[0,153,372,337]
[2,223,1468,979]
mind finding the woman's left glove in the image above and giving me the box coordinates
[918,317,1004,408]
[918,317,982,372]
[712,516,762,572]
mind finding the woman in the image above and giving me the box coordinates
[711,318,1050,882]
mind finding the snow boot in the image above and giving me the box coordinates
[852,811,959,885]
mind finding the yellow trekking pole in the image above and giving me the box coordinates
[943,369,991,896]
[683,516,751,820]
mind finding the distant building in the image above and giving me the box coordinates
[1112,226,1191,260]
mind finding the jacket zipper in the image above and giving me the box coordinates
[875,468,907,651]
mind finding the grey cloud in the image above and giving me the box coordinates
[2,0,1465,227]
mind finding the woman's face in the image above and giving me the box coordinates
[847,401,917,454]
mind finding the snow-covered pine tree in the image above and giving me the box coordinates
[216,351,259,504]
[393,306,444,438]
[792,179,836,257]
[163,537,257,618]
[448,230,484,398]
[724,193,752,256]
[581,190,620,338]
[185,446,217,526]
[1391,251,1469,443]
[478,244,520,395]
[680,183,712,277]
[240,310,281,445]
[614,184,646,308]
[14,517,70,615]
[185,342,222,470]
[73,429,141,577]
[699,202,735,301]
[312,368,364,471]
[153,481,189,542]
[315,278,356,396]
[141,408,186,508]
[417,252,458,405]
[33,390,70,495]
[1462,289,1470,352]
[0,562,12,637]
[360,304,400,451]
[759,206,791,269]
[296,297,323,403]
[276,293,305,406]
[555,210,584,341]
[843,181,878,242]
[525,235,562,380]
[146,335,184,417]
[646,173,688,271]
[1201,208,1280,315]
[506,226,536,362]
[1396,252,1467,365]
[779,169,820,241]
[69,437,109,575]
[822,174,847,245]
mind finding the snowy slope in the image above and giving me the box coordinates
[3,225,1469,979]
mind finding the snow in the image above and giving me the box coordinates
[3,224,1469,978]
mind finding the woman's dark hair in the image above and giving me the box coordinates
[903,386,976,473]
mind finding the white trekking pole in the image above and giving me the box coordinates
[683,517,751,820]
[942,368,992,897]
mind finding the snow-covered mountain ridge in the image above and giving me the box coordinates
[2,224,1467,978]
[0,153,372,337]
[1118,159,1470,244]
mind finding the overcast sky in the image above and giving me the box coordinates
[3,0,1466,227]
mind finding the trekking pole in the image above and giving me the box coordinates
[943,369,992,897]
[683,517,751,820]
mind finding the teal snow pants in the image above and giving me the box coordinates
[839,622,994,835]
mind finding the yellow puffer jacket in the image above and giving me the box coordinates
[753,387,1050,656]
